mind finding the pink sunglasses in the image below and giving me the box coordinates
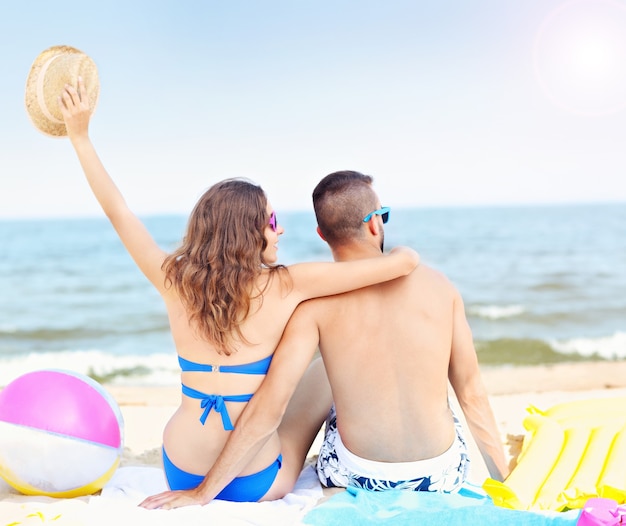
[269,211,278,232]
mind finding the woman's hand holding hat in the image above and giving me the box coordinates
[59,77,92,142]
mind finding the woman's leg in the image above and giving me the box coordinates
[262,357,332,499]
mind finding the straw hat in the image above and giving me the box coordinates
[25,45,100,137]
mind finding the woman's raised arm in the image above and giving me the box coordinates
[59,78,167,293]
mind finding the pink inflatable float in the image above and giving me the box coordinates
[0,369,124,497]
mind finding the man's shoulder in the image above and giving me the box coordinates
[414,262,454,287]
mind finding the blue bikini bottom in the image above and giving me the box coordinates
[162,447,283,502]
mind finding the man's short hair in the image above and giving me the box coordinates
[312,170,379,246]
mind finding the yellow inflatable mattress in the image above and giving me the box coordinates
[483,396,626,511]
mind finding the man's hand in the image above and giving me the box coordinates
[138,488,209,510]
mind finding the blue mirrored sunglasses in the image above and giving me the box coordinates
[363,206,390,224]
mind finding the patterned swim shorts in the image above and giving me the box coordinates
[316,406,470,493]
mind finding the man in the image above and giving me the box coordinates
[142,170,508,508]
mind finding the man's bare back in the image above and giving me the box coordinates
[301,263,459,463]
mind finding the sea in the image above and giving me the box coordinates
[1,203,625,387]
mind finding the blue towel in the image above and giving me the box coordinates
[303,485,581,526]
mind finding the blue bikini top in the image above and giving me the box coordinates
[178,354,273,430]
[178,354,273,375]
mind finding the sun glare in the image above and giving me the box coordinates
[576,36,612,75]
[534,0,626,116]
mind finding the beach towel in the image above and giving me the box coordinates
[303,484,581,526]
[0,464,323,525]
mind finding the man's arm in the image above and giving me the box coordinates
[448,290,510,482]
[139,305,321,509]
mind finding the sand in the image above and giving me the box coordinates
[2,360,626,521]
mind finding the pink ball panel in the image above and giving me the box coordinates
[0,370,121,448]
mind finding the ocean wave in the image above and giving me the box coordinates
[550,332,626,360]
[0,322,170,345]
[0,350,180,387]
[1,327,113,342]
[529,281,573,291]
[475,338,589,365]
[468,304,526,320]
[475,333,626,365]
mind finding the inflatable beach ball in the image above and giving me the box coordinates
[0,369,124,497]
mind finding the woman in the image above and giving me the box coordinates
[59,78,419,503]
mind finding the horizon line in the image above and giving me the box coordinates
[0,199,624,222]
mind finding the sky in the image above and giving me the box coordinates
[1,0,626,218]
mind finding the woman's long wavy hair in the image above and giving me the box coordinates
[162,178,284,355]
